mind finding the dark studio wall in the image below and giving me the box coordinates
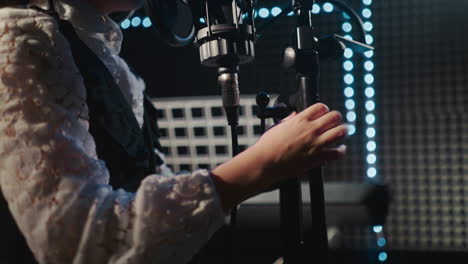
[120,0,468,260]
[373,0,468,253]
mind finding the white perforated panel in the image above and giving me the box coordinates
[151,95,275,172]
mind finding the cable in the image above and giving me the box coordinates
[255,0,366,44]
[320,0,366,43]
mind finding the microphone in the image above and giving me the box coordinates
[144,2,257,262]
[195,0,255,129]
[144,0,256,217]
[144,0,255,112]
[195,0,255,66]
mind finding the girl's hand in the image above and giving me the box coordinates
[211,103,348,211]
[252,103,348,184]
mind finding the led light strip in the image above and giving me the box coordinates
[121,16,152,29]
[120,4,334,29]
[362,0,377,181]
[373,224,387,262]
[360,0,387,262]
[342,7,357,137]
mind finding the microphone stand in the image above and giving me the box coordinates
[218,65,241,221]
[254,2,373,262]
[194,1,255,262]
[295,0,329,262]
[280,0,328,263]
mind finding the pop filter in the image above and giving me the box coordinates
[144,0,195,47]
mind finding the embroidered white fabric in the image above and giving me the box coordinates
[0,1,225,263]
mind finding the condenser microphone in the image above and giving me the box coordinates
[195,1,255,125]
[145,0,256,126]
[144,1,257,236]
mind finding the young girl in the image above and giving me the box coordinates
[0,0,348,263]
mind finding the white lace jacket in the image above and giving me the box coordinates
[0,1,225,263]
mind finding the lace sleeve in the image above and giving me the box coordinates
[0,7,224,264]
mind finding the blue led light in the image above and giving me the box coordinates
[142,17,152,28]
[323,2,334,13]
[367,141,377,151]
[271,7,282,17]
[347,124,356,135]
[365,87,375,98]
[363,0,372,5]
[366,34,374,44]
[288,11,294,16]
[312,4,321,14]
[366,127,376,138]
[199,17,206,24]
[345,99,355,110]
[367,154,377,164]
[366,114,376,124]
[344,74,354,84]
[373,225,383,233]
[378,252,388,262]
[366,100,376,111]
[344,48,354,58]
[364,21,374,31]
[367,167,377,177]
[364,61,375,71]
[377,237,387,247]
[347,112,357,122]
[121,19,131,29]
[365,50,374,58]
[342,22,352,32]
[344,34,353,40]
[258,8,269,18]
[365,74,375,84]
[344,87,354,97]
[362,8,372,18]
[343,60,354,71]
[131,17,141,27]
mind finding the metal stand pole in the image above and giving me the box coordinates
[280,1,329,262]
[293,1,329,262]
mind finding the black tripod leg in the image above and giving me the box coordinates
[305,168,329,262]
[280,178,304,264]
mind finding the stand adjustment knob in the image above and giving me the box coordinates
[256,92,270,108]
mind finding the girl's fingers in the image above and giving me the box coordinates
[299,103,330,121]
[312,110,343,136]
[315,124,348,148]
